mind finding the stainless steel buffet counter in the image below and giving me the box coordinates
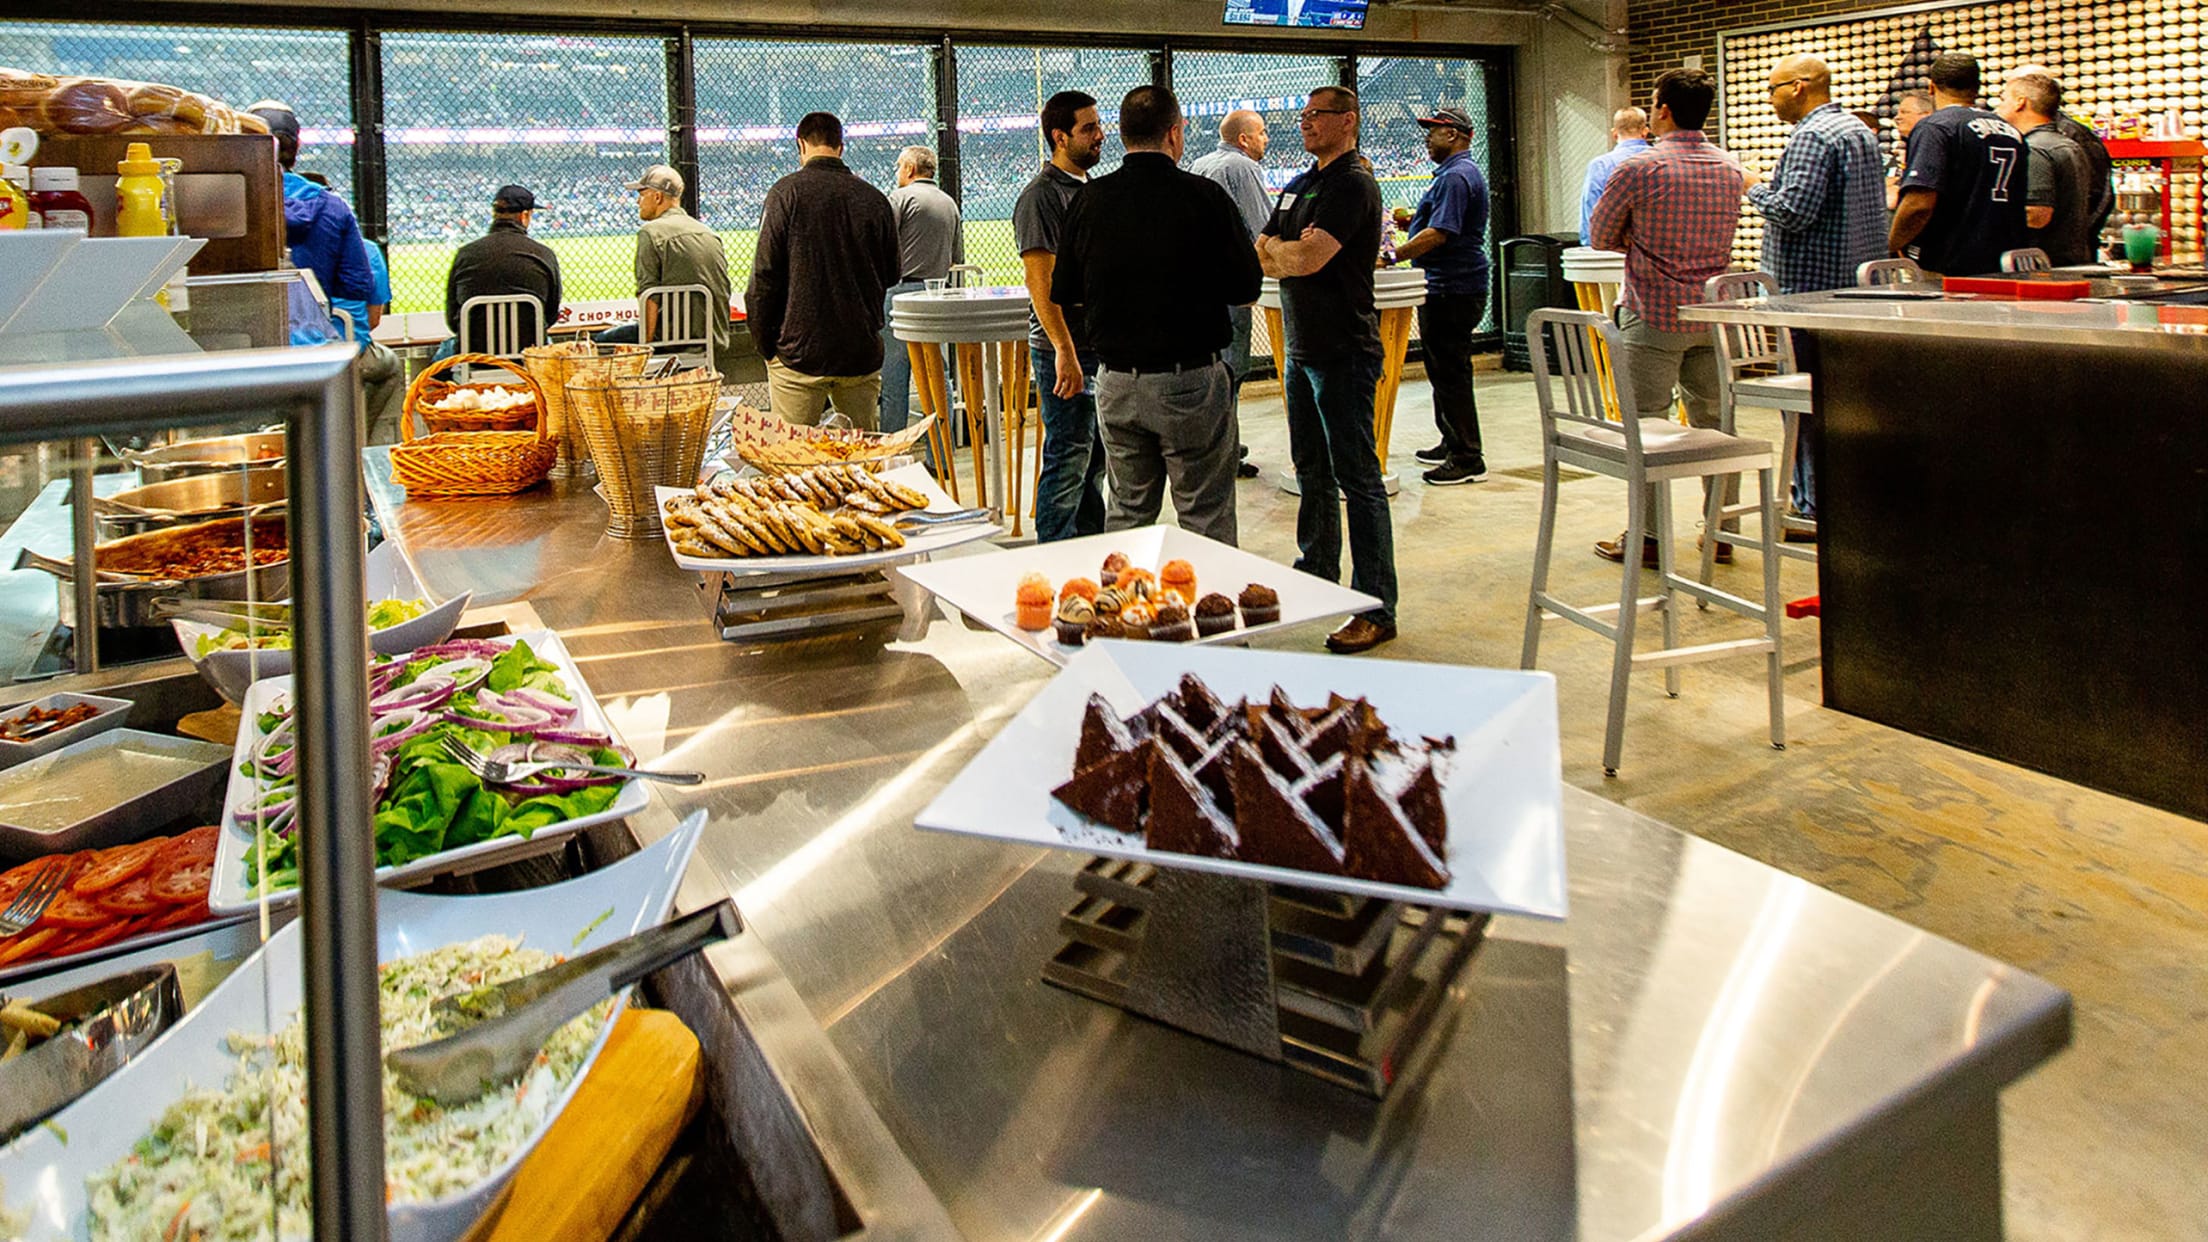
[365,449,2072,1241]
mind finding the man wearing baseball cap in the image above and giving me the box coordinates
[439,183,561,360]
[599,163,733,371]
[1394,105,1492,487]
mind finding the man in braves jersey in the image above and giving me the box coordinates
[1889,53,2029,275]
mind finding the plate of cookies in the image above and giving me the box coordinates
[655,462,1003,575]
[895,525,1379,666]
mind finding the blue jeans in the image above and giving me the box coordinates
[1031,346,1106,543]
[429,336,459,363]
[878,280,924,433]
[1284,352,1396,626]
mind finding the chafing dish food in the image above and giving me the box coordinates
[92,468,286,540]
[0,702,97,742]
[95,516,287,580]
[0,966,184,1146]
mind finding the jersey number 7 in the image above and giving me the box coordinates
[1988,146,2019,203]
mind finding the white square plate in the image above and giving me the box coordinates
[0,813,705,1242]
[209,629,649,915]
[915,642,1568,918]
[654,462,1002,576]
[895,525,1380,666]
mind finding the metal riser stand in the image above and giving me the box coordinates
[710,569,905,642]
[1042,858,1488,1097]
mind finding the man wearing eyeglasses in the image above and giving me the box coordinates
[1742,54,1885,532]
[1259,86,1397,655]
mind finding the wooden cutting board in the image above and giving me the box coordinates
[466,1007,703,1241]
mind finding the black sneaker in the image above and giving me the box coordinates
[1414,443,1450,465]
[1237,459,1261,479]
[1423,458,1488,486]
[1238,443,1251,460]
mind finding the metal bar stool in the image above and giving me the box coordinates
[2000,248,2053,273]
[1856,257,1927,286]
[1703,271,1817,587]
[457,293,545,361]
[638,283,714,371]
[1519,309,1786,776]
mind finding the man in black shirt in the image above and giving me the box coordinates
[748,111,900,428]
[1891,54,2028,276]
[1018,90,1108,542]
[1259,85,1395,654]
[1052,86,1261,546]
[444,184,562,353]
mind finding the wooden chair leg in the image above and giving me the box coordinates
[910,342,958,503]
[955,342,988,510]
[1018,348,1040,528]
[999,340,1028,538]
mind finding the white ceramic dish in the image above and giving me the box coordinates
[0,730,231,863]
[0,811,706,1242]
[0,909,250,990]
[0,692,135,771]
[915,641,1568,919]
[895,525,1381,666]
[208,629,648,916]
[654,462,1002,577]
[171,541,472,705]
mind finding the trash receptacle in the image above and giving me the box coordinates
[1496,234,1579,371]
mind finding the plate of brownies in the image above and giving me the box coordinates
[915,641,1566,918]
[894,525,1379,666]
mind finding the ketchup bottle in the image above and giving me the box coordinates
[29,166,94,232]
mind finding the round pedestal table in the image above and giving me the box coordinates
[891,287,1036,535]
[1258,267,1427,497]
[1560,247,1631,419]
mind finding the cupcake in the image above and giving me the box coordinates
[1054,595,1095,646]
[1119,567,1158,599]
[1238,583,1281,627]
[1100,551,1130,588]
[1151,600,1195,642]
[1159,559,1197,604]
[1015,573,1054,631]
[1085,612,1126,642]
[1119,599,1156,640]
[1094,586,1127,618]
[1059,577,1099,606]
[1194,592,1238,637]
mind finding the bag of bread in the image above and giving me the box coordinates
[0,68,254,137]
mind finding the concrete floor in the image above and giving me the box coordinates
[1151,368,2201,1241]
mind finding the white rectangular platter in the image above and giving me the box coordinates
[655,462,1002,576]
[895,525,1380,666]
[209,629,648,916]
[915,641,1568,919]
[0,813,704,1242]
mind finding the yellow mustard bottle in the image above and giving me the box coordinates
[115,142,167,237]
[0,165,28,231]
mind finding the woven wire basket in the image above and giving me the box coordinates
[521,342,653,477]
[566,369,723,540]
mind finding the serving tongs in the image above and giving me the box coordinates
[895,505,999,532]
[0,965,184,1145]
[151,595,294,630]
[385,900,740,1105]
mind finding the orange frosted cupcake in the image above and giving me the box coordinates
[1015,573,1054,631]
[1159,559,1197,604]
[1059,577,1099,606]
[1119,567,1158,598]
[1119,599,1156,640]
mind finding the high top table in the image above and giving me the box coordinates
[1258,267,1426,496]
[891,286,1035,535]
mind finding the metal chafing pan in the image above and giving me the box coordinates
[120,431,287,483]
[91,468,288,540]
[0,965,185,1145]
[13,514,291,631]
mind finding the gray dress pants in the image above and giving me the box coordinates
[1094,360,1239,546]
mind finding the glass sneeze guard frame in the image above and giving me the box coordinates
[0,341,386,1240]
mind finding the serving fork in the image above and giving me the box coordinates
[0,859,69,937]
[438,734,703,787]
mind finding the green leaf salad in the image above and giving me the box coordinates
[192,597,429,657]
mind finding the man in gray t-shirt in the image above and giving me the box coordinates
[1018,89,1109,542]
[1189,108,1271,478]
[879,147,961,432]
[1998,74,2095,267]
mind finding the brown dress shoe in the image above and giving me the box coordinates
[1695,532,1736,565]
[1325,616,1397,654]
[1593,532,1661,566]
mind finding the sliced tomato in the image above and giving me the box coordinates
[0,857,56,907]
[53,915,145,956]
[146,827,220,905]
[146,901,210,931]
[69,838,165,895]
[35,889,113,930]
[0,925,66,968]
[94,870,167,917]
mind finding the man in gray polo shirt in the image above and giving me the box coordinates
[879,146,960,433]
[1188,107,1271,479]
[598,164,734,374]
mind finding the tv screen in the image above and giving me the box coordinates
[1223,0,1370,30]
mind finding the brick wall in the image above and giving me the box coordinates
[1627,0,1901,109]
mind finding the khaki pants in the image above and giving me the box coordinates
[767,358,881,431]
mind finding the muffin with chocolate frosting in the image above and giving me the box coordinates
[1194,592,1238,636]
[1054,594,1095,646]
[1238,583,1281,627]
[1151,600,1195,642]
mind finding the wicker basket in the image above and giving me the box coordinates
[727,406,937,476]
[405,353,543,434]
[566,368,722,539]
[390,366,559,498]
[521,342,653,476]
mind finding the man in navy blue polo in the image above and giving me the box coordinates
[1394,106,1492,486]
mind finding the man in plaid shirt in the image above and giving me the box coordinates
[1743,53,1886,527]
[1588,67,1743,566]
